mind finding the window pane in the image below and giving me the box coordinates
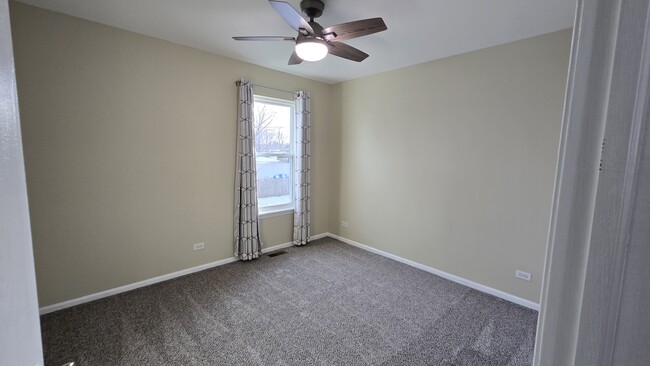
[253,99,293,209]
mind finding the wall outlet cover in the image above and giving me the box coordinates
[193,242,205,251]
[341,221,349,228]
[515,270,532,282]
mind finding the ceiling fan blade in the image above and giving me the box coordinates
[269,1,314,34]
[327,42,369,62]
[288,50,303,65]
[323,18,387,42]
[232,36,296,41]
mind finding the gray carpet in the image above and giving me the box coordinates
[41,238,538,365]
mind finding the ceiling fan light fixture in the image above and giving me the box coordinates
[295,38,328,61]
[233,1,387,65]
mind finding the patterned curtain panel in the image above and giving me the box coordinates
[234,79,262,260]
[293,91,311,246]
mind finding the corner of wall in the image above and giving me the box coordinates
[327,83,343,236]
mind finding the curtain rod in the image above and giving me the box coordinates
[234,81,297,95]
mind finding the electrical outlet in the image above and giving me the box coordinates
[341,221,349,228]
[515,270,532,282]
[193,242,205,251]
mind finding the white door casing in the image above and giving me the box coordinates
[0,0,44,364]
[535,0,650,365]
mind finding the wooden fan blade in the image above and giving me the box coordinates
[232,36,296,41]
[327,42,369,62]
[288,50,303,65]
[269,1,314,34]
[323,18,387,42]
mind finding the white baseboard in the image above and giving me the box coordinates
[38,237,320,315]
[309,232,328,241]
[325,233,540,311]
[39,231,538,314]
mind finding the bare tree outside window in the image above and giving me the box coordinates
[254,104,291,153]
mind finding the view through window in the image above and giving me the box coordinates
[253,96,294,212]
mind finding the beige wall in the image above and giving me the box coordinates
[11,1,571,307]
[10,2,336,306]
[332,30,571,302]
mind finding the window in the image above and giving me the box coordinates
[253,95,294,216]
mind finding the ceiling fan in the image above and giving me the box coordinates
[233,0,387,64]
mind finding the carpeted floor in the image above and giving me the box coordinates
[41,238,538,365]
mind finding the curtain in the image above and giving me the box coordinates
[293,91,311,246]
[234,79,262,260]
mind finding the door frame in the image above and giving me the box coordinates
[534,0,650,364]
[0,0,44,364]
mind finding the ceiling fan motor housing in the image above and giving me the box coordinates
[300,0,324,19]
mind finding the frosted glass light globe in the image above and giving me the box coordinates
[295,39,328,62]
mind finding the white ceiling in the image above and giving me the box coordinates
[14,0,577,84]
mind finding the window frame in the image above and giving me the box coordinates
[252,94,295,218]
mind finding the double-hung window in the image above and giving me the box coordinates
[252,95,295,217]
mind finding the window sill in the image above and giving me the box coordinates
[259,208,294,219]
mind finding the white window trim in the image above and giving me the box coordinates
[253,95,295,217]
[258,207,294,219]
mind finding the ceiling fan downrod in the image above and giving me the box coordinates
[300,0,324,21]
